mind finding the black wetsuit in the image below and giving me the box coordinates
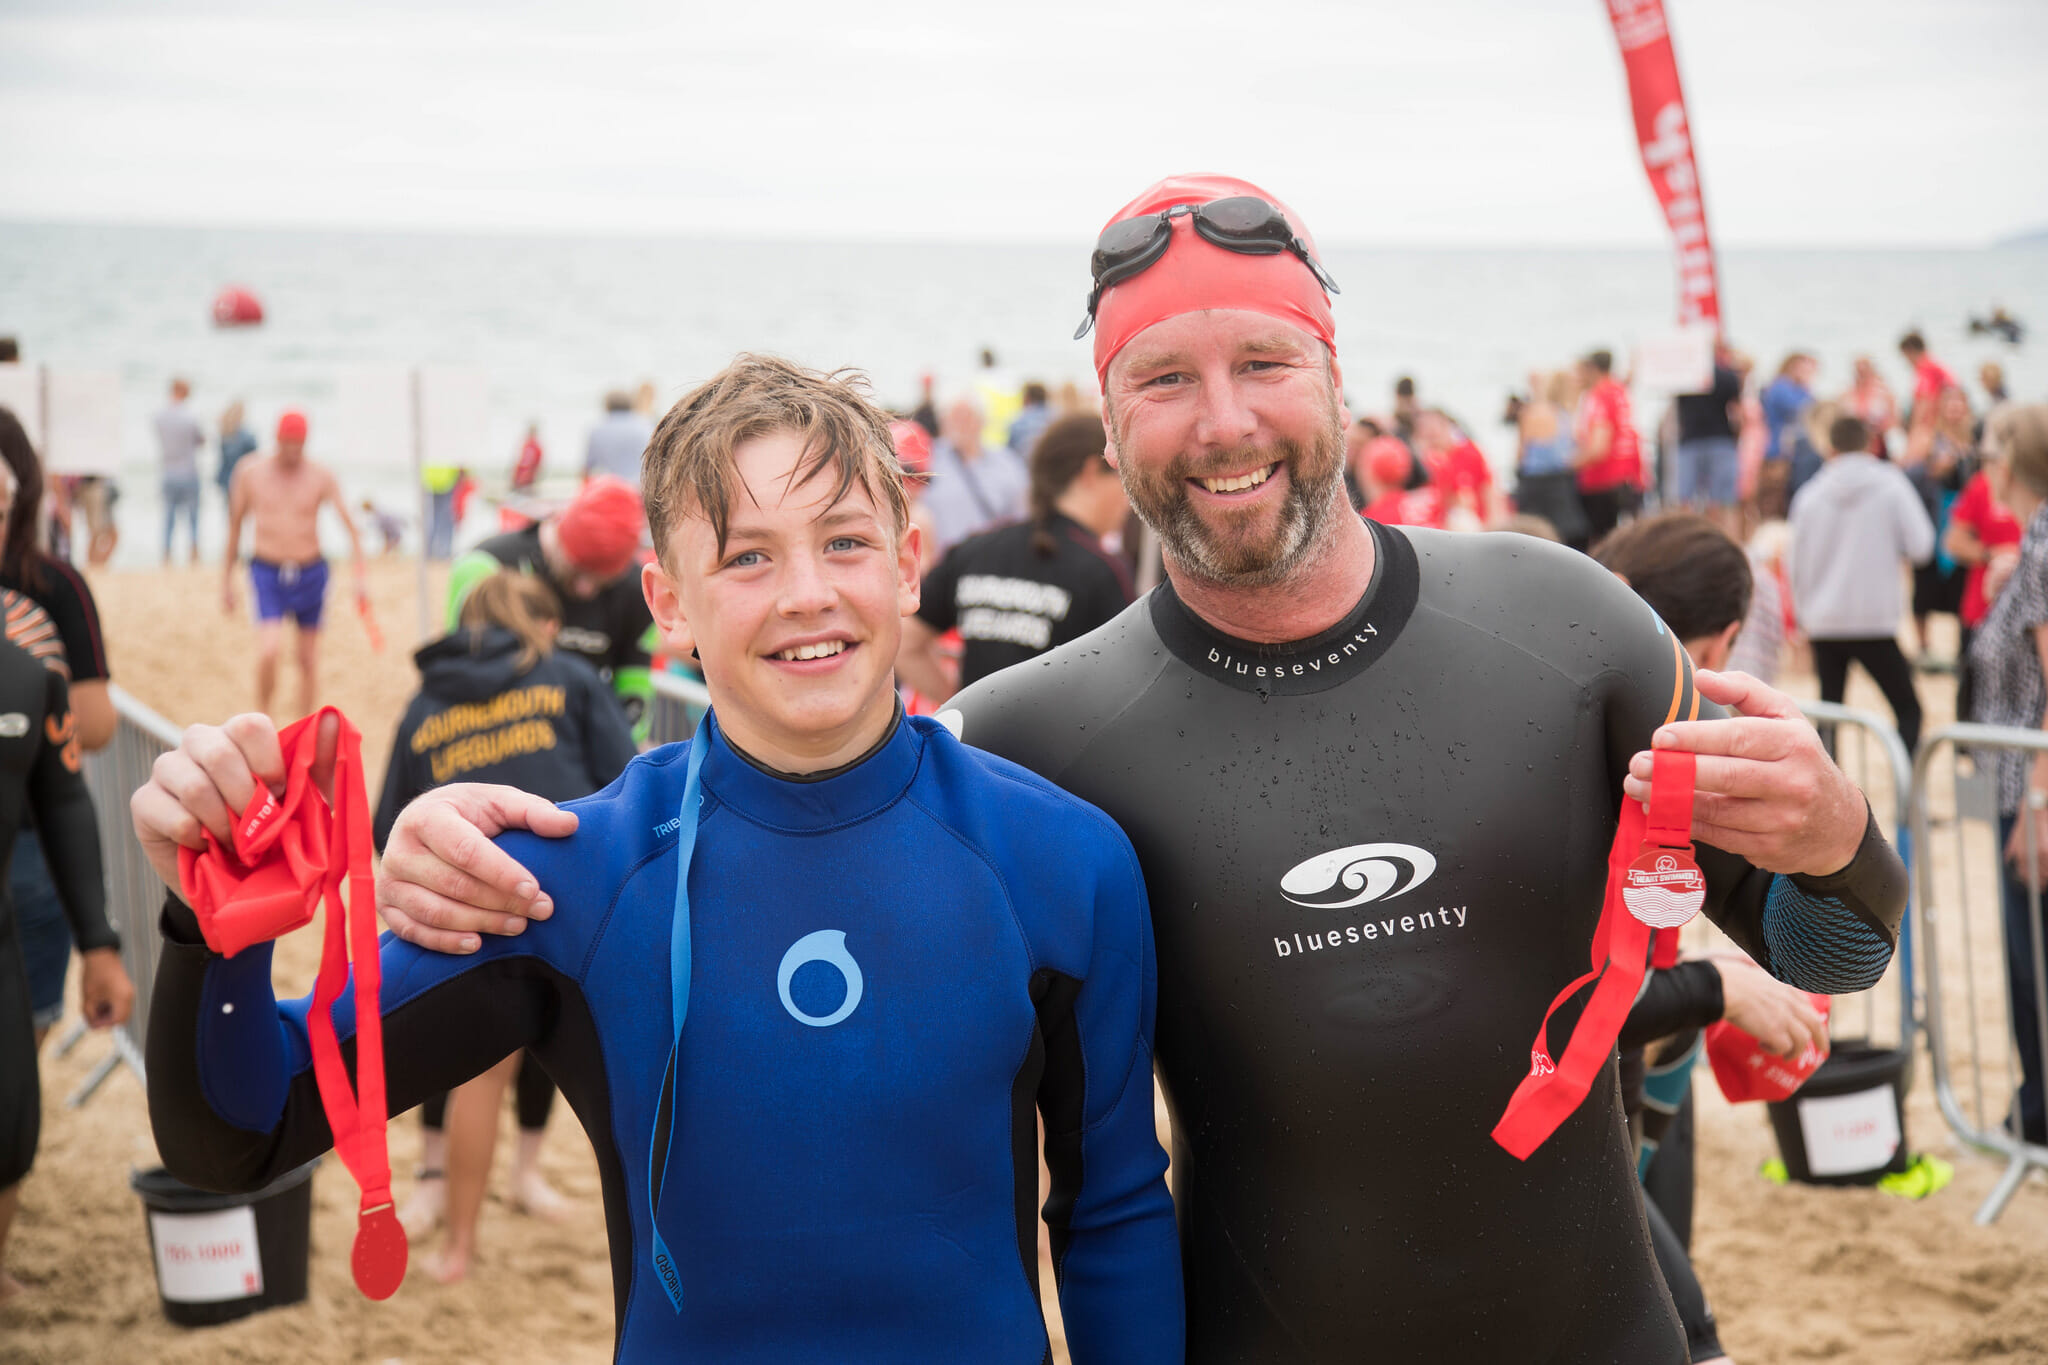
[949,520,1906,1364]
[0,637,110,1189]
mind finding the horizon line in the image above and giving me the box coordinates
[1,214,2034,255]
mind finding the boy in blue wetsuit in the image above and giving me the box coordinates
[132,354,1183,1363]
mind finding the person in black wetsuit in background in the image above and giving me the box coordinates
[1596,512,1835,1365]
[0,408,121,1058]
[0,631,124,1306]
[360,174,1908,1364]
[377,570,636,1282]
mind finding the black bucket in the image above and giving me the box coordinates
[1764,1039,1912,1186]
[131,1160,318,1326]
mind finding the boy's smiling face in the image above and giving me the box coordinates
[643,428,920,772]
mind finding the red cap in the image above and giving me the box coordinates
[1091,172,1336,386]
[888,419,933,477]
[1364,437,1412,490]
[556,476,645,580]
[276,410,308,443]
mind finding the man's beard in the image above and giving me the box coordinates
[1118,414,1347,590]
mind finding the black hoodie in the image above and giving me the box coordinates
[374,625,638,850]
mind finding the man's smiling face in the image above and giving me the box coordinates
[1103,308,1346,589]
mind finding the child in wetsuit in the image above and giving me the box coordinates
[134,355,1182,1363]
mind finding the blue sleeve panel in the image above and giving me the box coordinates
[1762,875,1896,994]
[149,714,1182,1364]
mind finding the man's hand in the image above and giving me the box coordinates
[1623,669,1867,877]
[130,713,338,891]
[377,785,575,955]
[221,576,238,616]
[1710,953,1827,1059]
[78,946,135,1028]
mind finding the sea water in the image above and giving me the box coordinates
[1,221,2042,566]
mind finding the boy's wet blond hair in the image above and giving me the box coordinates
[642,354,909,565]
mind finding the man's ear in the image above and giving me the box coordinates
[896,519,922,618]
[1099,394,1121,472]
[642,558,696,660]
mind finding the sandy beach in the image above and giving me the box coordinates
[4,558,2046,1364]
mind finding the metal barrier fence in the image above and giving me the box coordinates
[1795,698,1918,1053]
[649,669,713,748]
[1909,722,2048,1223]
[57,684,183,1106]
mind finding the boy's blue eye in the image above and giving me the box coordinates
[828,536,862,552]
[730,550,763,568]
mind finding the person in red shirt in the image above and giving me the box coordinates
[1358,437,1445,529]
[511,423,544,491]
[1946,443,2025,720]
[1415,409,1496,528]
[1572,348,1642,544]
[1900,330,1957,428]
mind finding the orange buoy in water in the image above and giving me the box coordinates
[212,286,265,327]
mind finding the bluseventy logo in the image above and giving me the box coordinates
[1280,843,1436,909]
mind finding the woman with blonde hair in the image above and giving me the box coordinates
[376,569,637,1280]
[216,400,256,500]
[1964,403,2048,1148]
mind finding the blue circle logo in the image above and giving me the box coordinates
[777,930,864,1028]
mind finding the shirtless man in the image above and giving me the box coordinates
[222,410,367,717]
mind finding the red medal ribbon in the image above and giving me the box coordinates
[175,708,407,1298]
[1491,748,1698,1160]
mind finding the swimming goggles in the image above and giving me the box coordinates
[1073,195,1342,340]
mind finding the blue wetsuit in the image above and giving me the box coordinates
[145,712,1183,1363]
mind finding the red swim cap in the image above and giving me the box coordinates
[1091,173,1336,386]
[276,410,308,443]
[1364,437,1412,490]
[557,475,645,580]
[888,419,933,477]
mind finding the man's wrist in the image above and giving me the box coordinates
[1796,798,1880,883]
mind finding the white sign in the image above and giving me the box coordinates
[1796,1083,1901,1178]
[418,367,491,475]
[43,370,123,476]
[0,365,39,450]
[1633,323,1717,395]
[149,1204,264,1303]
[337,366,415,474]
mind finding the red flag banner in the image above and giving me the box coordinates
[1606,0,1720,326]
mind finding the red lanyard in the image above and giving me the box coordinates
[176,709,407,1299]
[1492,748,1701,1160]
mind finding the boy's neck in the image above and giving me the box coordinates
[719,694,902,779]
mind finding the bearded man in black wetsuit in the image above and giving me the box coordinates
[168,175,1905,1363]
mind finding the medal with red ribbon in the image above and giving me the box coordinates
[1492,748,1700,1160]
[177,708,407,1299]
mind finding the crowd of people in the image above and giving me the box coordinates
[0,169,2036,1365]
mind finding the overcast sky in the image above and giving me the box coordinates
[3,0,2043,248]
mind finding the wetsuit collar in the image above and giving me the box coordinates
[699,703,921,831]
[1148,516,1420,696]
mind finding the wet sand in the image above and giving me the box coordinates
[4,560,2045,1363]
